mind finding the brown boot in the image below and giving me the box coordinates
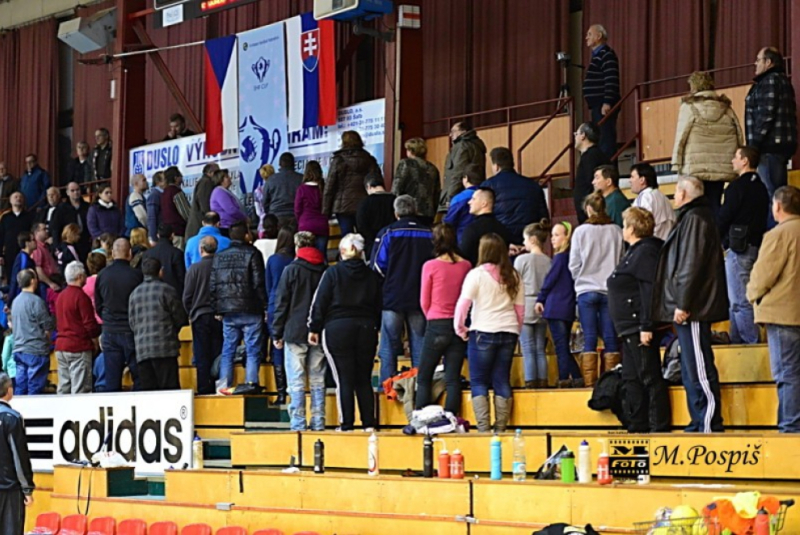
[536,379,549,389]
[493,396,513,432]
[603,352,622,373]
[525,380,537,389]
[580,352,599,387]
[472,395,491,432]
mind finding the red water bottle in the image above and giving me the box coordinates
[450,449,464,479]
[597,440,612,485]
[754,508,770,535]
[438,448,451,478]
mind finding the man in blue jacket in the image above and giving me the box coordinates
[483,147,549,245]
[184,212,231,268]
[19,154,50,210]
[444,163,485,241]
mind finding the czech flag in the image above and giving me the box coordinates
[286,13,337,132]
[204,35,239,156]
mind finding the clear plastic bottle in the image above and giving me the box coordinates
[512,429,526,481]
[578,439,592,483]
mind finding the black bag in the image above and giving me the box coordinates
[729,224,749,253]
[662,337,681,384]
[533,523,601,535]
[587,367,629,427]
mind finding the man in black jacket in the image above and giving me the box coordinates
[272,231,327,430]
[652,176,728,433]
[0,193,33,276]
[0,373,35,533]
[92,128,112,181]
[50,182,91,261]
[143,224,186,296]
[459,188,514,265]
[573,122,610,223]
[185,162,219,240]
[95,239,144,392]
[67,141,93,185]
[211,221,266,393]
[356,175,396,259]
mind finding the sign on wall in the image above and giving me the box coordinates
[13,390,194,475]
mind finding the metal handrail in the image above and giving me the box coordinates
[515,97,573,179]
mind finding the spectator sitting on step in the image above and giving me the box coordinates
[592,164,630,227]
[444,163,485,242]
[629,162,675,240]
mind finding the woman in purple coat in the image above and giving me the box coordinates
[210,169,248,235]
[87,186,124,239]
[294,160,329,257]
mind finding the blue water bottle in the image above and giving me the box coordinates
[490,434,502,480]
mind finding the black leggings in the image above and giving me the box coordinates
[415,319,466,414]
[322,318,378,430]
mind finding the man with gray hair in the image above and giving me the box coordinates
[370,194,433,382]
[10,269,53,395]
[55,261,100,394]
[0,372,35,532]
[652,176,728,433]
[583,23,621,158]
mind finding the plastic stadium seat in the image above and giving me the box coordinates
[33,512,61,534]
[216,528,247,535]
[180,524,212,535]
[149,521,178,535]
[117,519,147,535]
[60,514,88,535]
[252,530,284,535]
[87,516,116,535]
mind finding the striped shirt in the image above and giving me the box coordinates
[583,44,620,109]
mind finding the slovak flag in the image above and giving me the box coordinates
[286,13,336,132]
[204,35,239,156]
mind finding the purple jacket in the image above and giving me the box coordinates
[536,251,576,322]
[294,183,329,236]
[87,202,124,239]
[210,186,247,229]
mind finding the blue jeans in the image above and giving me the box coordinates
[676,321,723,433]
[315,235,329,261]
[101,331,140,392]
[758,153,788,228]
[13,353,49,395]
[467,330,517,398]
[336,214,357,238]
[378,309,426,383]
[548,320,580,381]
[766,324,800,433]
[220,313,265,387]
[286,342,327,431]
[577,292,619,353]
[725,246,759,344]
[520,322,548,382]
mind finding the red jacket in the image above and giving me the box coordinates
[55,285,100,352]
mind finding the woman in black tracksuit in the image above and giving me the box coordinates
[308,233,382,431]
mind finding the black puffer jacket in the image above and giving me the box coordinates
[308,258,382,333]
[651,197,729,323]
[324,147,382,216]
[210,240,266,316]
[607,236,664,336]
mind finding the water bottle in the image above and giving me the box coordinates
[438,447,451,479]
[512,429,526,481]
[313,439,325,474]
[192,436,203,469]
[578,440,592,483]
[560,450,575,483]
[754,508,770,535]
[368,432,379,476]
[450,449,464,479]
[490,434,502,480]
[423,434,434,478]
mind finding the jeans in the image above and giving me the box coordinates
[577,292,619,353]
[702,181,725,219]
[725,246,760,344]
[378,309,426,383]
[467,330,517,399]
[766,324,800,433]
[415,319,467,415]
[13,353,49,395]
[591,106,619,159]
[220,313,265,388]
[336,214,357,238]
[758,153,788,228]
[315,235,329,261]
[101,331,140,392]
[266,309,284,367]
[285,342,327,431]
[548,320,580,380]
[621,332,671,432]
[520,322,548,382]
[676,321,723,433]
[192,314,223,395]
[55,350,93,394]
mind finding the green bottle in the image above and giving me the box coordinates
[560,450,576,483]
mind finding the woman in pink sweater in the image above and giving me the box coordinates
[414,223,471,415]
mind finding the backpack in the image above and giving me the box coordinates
[587,367,629,427]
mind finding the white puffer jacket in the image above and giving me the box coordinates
[671,90,744,182]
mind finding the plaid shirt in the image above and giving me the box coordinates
[745,67,798,158]
[128,276,188,362]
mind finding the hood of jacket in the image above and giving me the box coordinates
[682,90,733,122]
[297,246,325,265]
[455,130,487,153]
[340,257,371,279]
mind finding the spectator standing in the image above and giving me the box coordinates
[210,169,248,234]
[355,176,396,259]
[483,148,549,244]
[308,234,382,431]
[630,163,675,240]
[0,193,33,275]
[444,164,485,241]
[125,174,149,237]
[370,195,434,382]
[719,146,769,345]
[92,128,112,181]
[440,122,487,211]
[393,138,441,226]
[55,224,82,276]
[455,234,524,432]
[272,231,328,430]
[164,113,197,141]
[68,141,93,185]
[95,239,144,392]
[185,163,219,240]
[263,152,302,229]
[569,193,624,386]
[652,176,727,433]
[535,222,581,387]
[183,236,222,395]
[266,227,295,405]
[324,131,383,237]
[0,372,35,532]
[254,164,274,237]
[1,329,13,388]
[184,212,230,268]
[129,257,188,391]
[211,222,266,393]
[31,222,60,292]
[294,161,330,256]
[459,188,514,266]
[514,221,552,388]
[55,262,99,394]
[83,252,106,326]
[592,164,630,227]
[747,186,800,432]
[19,154,50,209]
[607,208,671,432]
[34,187,61,230]
[7,232,36,307]
[583,24,621,158]
[129,229,149,271]
[573,122,610,223]
[146,171,166,244]
[51,182,91,260]
[745,47,797,224]
[11,269,53,395]
[160,167,190,249]
[415,223,471,415]
[87,186,125,239]
[0,162,18,211]
[143,224,186,296]
[253,215,278,266]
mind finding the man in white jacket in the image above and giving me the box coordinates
[630,163,675,240]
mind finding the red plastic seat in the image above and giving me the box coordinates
[117,519,147,535]
[216,528,247,535]
[181,525,212,535]
[252,531,284,535]
[87,516,116,535]
[60,514,88,535]
[33,512,61,534]
[149,521,178,535]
